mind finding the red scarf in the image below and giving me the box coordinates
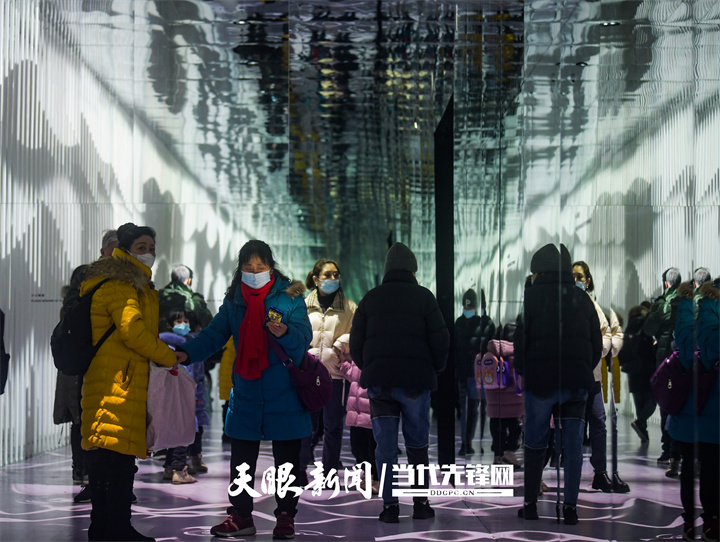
[234,274,276,379]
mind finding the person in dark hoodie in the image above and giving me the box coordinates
[514,243,601,525]
[454,288,495,456]
[350,242,449,524]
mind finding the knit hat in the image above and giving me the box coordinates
[530,243,561,274]
[384,242,418,275]
[462,289,477,309]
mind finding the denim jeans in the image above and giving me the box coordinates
[524,388,588,507]
[368,386,431,506]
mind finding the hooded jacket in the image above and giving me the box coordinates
[350,269,449,391]
[180,276,312,441]
[80,249,176,459]
[514,271,601,396]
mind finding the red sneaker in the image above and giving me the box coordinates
[210,511,256,537]
[272,511,295,539]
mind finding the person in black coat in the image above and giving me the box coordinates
[515,243,601,525]
[454,288,495,456]
[350,242,449,524]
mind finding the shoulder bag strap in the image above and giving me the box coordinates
[267,333,293,368]
[89,278,116,352]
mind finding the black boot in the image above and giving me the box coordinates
[519,447,546,519]
[406,446,434,518]
[612,472,629,493]
[592,471,613,493]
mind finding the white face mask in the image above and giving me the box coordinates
[131,252,155,269]
[242,270,271,289]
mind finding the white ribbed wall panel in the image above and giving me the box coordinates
[0,1,313,466]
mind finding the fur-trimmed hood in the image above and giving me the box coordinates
[700,280,720,300]
[82,249,152,293]
[285,279,306,298]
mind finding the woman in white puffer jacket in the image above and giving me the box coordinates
[303,258,357,476]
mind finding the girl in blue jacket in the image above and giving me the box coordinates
[177,240,311,540]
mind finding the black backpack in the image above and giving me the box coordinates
[50,278,116,376]
[618,320,655,376]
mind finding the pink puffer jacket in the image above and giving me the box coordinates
[338,357,371,430]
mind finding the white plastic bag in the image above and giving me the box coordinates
[146,362,197,451]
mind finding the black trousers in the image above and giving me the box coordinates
[87,448,137,540]
[490,417,522,455]
[229,438,302,518]
[678,441,720,522]
[350,426,378,479]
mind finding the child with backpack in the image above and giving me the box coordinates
[478,323,523,468]
[158,309,209,483]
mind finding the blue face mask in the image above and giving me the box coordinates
[242,270,271,289]
[576,281,586,291]
[463,309,475,318]
[173,323,190,336]
[319,279,340,294]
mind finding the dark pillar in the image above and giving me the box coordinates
[434,96,455,468]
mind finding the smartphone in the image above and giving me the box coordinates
[266,306,285,324]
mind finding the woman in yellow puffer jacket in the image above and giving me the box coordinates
[80,222,177,542]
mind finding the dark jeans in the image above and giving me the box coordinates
[678,441,720,522]
[524,388,588,507]
[631,387,656,432]
[490,417,522,455]
[350,426,378,479]
[585,382,607,472]
[321,379,349,472]
[163,446,188,471]
[229,438,302,518]
[188,426,204,456]
[368,386,431,506]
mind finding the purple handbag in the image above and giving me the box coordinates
[268,335,332,412]
[650,351,692,415]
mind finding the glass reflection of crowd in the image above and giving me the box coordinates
[55,230,719,541]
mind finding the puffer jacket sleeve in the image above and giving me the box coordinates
[275,294,312,366]
[424,291,450,374]
[107,282,175,367]
[349,303,367,370]
[181,298,234,364]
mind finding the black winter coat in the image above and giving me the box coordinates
[514,272,601,396]
[350,270,449,391]
[454,314,495,379]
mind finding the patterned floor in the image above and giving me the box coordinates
[0,409,694,541]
